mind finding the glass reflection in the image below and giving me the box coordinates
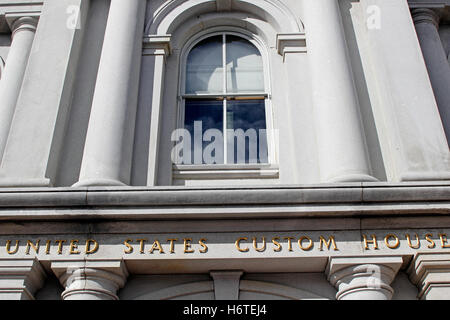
[185,100,224,164]
[186,36,223,94]
[226,100,268,164]
[226,35,264,93]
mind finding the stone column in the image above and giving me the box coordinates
[302,0,377,183]
[408,253,450,300]
[0,259,46,300]
[74,0,146,187]
[412,8,450,144]
[52,261,128,300]
[326,257,402,300]
[0,16,38,160]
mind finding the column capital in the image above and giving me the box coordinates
[0,258,46,300]
[407,253,450,299]
[411,8,441,28]
[5,13,39,34]
[51,260,129,300]
[143,35,172,57]
[326,257,403,300]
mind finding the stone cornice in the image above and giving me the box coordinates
[0,182,447,220]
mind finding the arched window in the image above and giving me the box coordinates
[177,33,270,165]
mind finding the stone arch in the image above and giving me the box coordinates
[130,279,330,300]
[239,280,330,300]
[169,11,277,50]
[134,281,215,300]
[145,0,304,36]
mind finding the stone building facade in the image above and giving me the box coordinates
[0,0,449,300]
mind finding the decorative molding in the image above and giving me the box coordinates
[0,177,51,188]
[143,35,172,56]
[0,258,46,300]
[276,33,307,57]
[216,0,232,12]
[326,257,403,300]
[172,164,280,180]
[0,182,448,220]
[134,281,214,300]
[210,271,243,300]
[407,253,450,299]
[145,0,304,36]
[411,8,441,27]
[239,280,328,300]
[52,260,129,300]
[7,15,38,40]
[400,171,450,181]
[0,2,42,33]
[408,0,449,9]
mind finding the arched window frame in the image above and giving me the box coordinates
[174,28,278,178]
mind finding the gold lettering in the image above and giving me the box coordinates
[149,240,165,254]
[6,240,19,255]
[183,238,195,253]
[319,236,338,251]
[199,238,208,253]
[283,237,295,252]
[252,237,266,252]
[167,239,178,253]
[425,233,436,249]
[45,240,51,254]
[384,234,400,249]
[69,240,81,254]
[85,239,99,254]
[406,233,420,249]
[123,239,133,254]
[235,237,249,252]
[136,239,147,254]
[25,240,40,255]
[55,240,66,255]
[439,234,450,248]
[298,236,313,251]
[363,234,378,250]
[272,237,282,252]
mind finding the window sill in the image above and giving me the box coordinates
[172,164,279,180]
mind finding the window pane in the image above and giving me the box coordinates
[226,35,264,93]
[185,100,224,164]
[186,36,223,94]
[226,100,268,164]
